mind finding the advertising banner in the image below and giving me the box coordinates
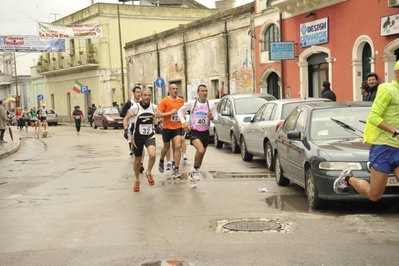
[380,13,399,36]
[37,22,103,39]
[300,17,329,48]
[0,35,65,52]
[270,42,295,60]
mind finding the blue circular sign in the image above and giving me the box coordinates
[155,78,165,88]
[37,94,44,100]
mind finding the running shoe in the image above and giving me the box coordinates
[129,151,133,156]
[166,161,172,170]
[172,160,175,168]
[333,167,353,194]
[139,165,145,173]
[182,153,187,161]
[146,172,155,186]
[159,161,164,173]
[133,181,140,192]
[172,168,181,179]
[189,174,197,188]
[192,168,200,181]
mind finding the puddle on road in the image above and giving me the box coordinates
[265,194,312,213]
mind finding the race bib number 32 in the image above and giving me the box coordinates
[139,124,153,135]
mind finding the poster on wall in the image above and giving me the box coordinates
[0,35,65,52]
[380,13,399,36]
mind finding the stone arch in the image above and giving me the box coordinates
[382,38,399,82]
[352,35,374,101]
[298,46,332,98]
[259,67,281,96]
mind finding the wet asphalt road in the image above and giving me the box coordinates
[1,125,399,266]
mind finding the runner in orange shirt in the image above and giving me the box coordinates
[155,84,184,178]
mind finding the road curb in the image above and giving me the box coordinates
[0,136,21,160]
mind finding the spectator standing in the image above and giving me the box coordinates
[72,106,84,135]
[366,72,380,102]
[360,81,370,101]
[333,60,399,201]
[177,84,219,188]
[87,107,94,127]
[0,100,9,143]
[90,104,96,126]
[321,81,336,101]
[122,88,156,192]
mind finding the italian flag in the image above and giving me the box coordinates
[73,80,82,94]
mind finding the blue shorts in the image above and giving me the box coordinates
[369,145,399,174]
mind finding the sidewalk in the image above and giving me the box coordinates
[0,127,21,160]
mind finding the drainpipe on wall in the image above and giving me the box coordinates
[225,21,230,94]
[183,34,188,100]
[156,41,161,99]
[250,13,255,93]
[279,11,284,99]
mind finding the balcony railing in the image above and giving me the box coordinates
[37,51,99,74]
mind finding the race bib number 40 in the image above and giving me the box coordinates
[194,116,208,125]
[139,124,153,135]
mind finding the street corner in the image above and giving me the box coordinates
[0,133,21,160]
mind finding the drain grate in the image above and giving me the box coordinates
[223,220,282,232]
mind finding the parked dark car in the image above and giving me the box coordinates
[93,107,123,129]
[239,98,331,170]
[274,101,399,209]
[214,93,276,153]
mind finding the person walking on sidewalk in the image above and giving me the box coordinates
[156,84,185,178]
[177,84,219,188]
[72,106,84,135]
[333,60,399,201]
[0,100,9,143]
[123,88,157,192]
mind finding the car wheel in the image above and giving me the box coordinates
[102,121,107,130]
[265,141,274,171]
[306,168,327,209]
[54,122,58,126]
[240,136,253,162]
[231,133,240,153]
[275,153,290,186]
[214,130,223,149]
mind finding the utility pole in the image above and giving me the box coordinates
[50,13,60,21]
[117,5,126,104]
[13,52,19,107]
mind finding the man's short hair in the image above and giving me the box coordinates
[322,81,330,89]
[132,86,141,93]
[197,84,207,92]
[366,72,379,81]
[141,88,151,94]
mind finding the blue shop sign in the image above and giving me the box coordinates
[300,17,329,48]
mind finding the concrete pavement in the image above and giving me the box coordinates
[0,126,21,160]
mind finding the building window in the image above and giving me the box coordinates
[266,0,272,7]
[263,24,280,51]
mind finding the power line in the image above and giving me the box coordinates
[0,0,37,22]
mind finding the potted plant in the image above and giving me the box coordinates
[88,42,96,54]
[68,62,73,67]
[78,60,82,65]
[79,51,84,55]
[60,55,65,59]
[69,53,75,57]
[52,57,56,61]
[37,55,44,66]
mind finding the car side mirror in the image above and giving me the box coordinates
[287,131,301,141]
[243,117,252,123]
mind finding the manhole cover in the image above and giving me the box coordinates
[223,220,282,232]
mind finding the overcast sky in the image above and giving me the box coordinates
[0,0,252,75]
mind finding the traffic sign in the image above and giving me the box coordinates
[37,94,44,100]
[81,86,89,94]
[155,78,165,88]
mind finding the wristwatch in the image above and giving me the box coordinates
[392,129,399,138]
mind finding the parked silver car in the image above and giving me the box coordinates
[46,109,58,126]
[213,93,276,153]
[208,98,220,141]
[239,98,331,170]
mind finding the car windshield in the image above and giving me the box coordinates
[310,107,370,140]
[103,108,120,115]
[235,97,269,115]
[281,101,325,120]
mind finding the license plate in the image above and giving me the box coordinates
[386,176,399,186]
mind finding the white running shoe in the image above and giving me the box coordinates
[166,161,172,170]
[333,168,353,194]
[191,168,200,181]
[189,174,197,188]
[182,153,187,160]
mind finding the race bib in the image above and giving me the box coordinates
[194,115,208,126]
[171,114,179,122]
[139,124,153,135]
[75,115,81,119]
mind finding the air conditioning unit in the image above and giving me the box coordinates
[388,0,399,7]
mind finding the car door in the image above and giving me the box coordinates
[219,98,233,143]
[275,108,301,177]
[249,103,275,155]
[285,109,308,186]
[245,104,266,153]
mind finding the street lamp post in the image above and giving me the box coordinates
[117,5,126,104]
[13,52,19,107]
